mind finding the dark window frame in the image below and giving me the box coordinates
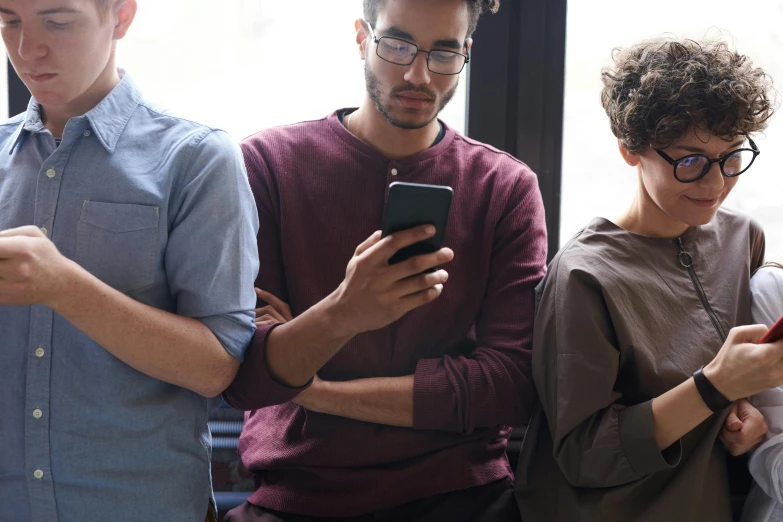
[467,0,567,262]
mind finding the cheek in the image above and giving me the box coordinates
[642,169,685,207]
[723,176,740,196]
[1,32,20,59]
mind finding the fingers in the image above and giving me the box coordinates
[254,305,286,323]
[398,283,444,312]
[393,270,449,298]
[354,231,382,257]
[385,248,454,282]
[730,323,773,345]
[724,402,742,432]
[255,288,293,321]
[0,236,35,259]
[254,314,279,327]
[0,225,45,239]
[364,225,436,263]
[736,398,758,422]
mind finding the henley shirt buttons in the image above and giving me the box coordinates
[40,227,48,237]
[46,168,55,179]
[35,347,45,358]
[391,168,398,176]
[33,409,42,419]
[33,469,43,480]
[83,130,92,137]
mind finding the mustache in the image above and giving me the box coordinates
[389,86,437,100]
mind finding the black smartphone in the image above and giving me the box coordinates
[381,181,453,266]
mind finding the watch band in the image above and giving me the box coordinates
[693,366,732,412]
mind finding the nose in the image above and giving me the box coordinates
[696,161,725,190]
[18,29,48,62]
[403,51,431,86]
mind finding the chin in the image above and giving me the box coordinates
[389,110,437,130]
[681,207,723,227]
[28,88,71,107]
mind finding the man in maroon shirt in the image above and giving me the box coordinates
[223,0,547,520]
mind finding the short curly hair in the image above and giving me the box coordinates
[600,37,777,153]
[362,0,500,39]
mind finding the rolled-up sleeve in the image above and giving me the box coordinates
[222,138,312,410]
[534,262,680,488]
[222,322,313,410]
[412,171,548,434]
[166,130,259,361]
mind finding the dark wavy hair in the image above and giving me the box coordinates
[600,37,777,153]
[362,0,500,38]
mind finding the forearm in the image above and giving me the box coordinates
[52,260,239,397]
[299,375,414,427]
[652,377,714,450]
[264,294,354,387]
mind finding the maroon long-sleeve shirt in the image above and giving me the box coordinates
[223,110,548,517]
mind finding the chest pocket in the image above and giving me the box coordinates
[76,201,160,293]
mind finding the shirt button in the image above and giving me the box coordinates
[40,227,48,237]
[46,168,56,179]
[391,168,398,176]
[33,408,42,419]
[83,130,92,137]
[35,347,45,358]
[33,469,44,480]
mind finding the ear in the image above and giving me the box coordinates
[617,139,640,167]
[355,19,371,60]
[465,37,473,53]
[112,0,137,41]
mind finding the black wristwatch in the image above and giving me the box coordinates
[692,366,732,412]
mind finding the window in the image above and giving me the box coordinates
[561,1,783,255]
[118,0,466,140]
[0,60,9,120]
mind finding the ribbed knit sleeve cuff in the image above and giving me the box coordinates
[222,322,313,411]
[619,400,682,476]
[412,358,460,433]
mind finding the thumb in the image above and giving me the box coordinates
[724,402,742,431]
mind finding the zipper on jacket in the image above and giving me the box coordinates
[675,237,727,342]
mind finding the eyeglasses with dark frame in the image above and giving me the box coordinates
[367,25,469,76]
[653,137,760,183]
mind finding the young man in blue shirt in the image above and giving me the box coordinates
[0,1,259,521]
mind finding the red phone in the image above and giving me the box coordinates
[760,314,783,343]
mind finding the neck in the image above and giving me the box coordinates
[615,184,690,239]
[348,98,441,160]
[41,53,121,139]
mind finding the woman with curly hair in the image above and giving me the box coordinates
[515,37,780,522]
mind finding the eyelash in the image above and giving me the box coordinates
[0,19,21,28]
[47,21,72,30]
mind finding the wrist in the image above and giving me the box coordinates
[702,362,735,401]
[44,258,91,312]
[695,365,734,410]
[321,287,360,340]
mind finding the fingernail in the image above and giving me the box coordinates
[425,225,435,235]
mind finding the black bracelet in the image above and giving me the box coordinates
[692,366,732,412]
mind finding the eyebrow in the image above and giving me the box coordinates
[38,8,80,15]
[670,140,746,155]
[379,26,464,50]
[0,7,80,15]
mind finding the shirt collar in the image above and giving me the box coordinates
[9,69,142,155]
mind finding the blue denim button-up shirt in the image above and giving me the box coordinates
[0,73,259,522]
